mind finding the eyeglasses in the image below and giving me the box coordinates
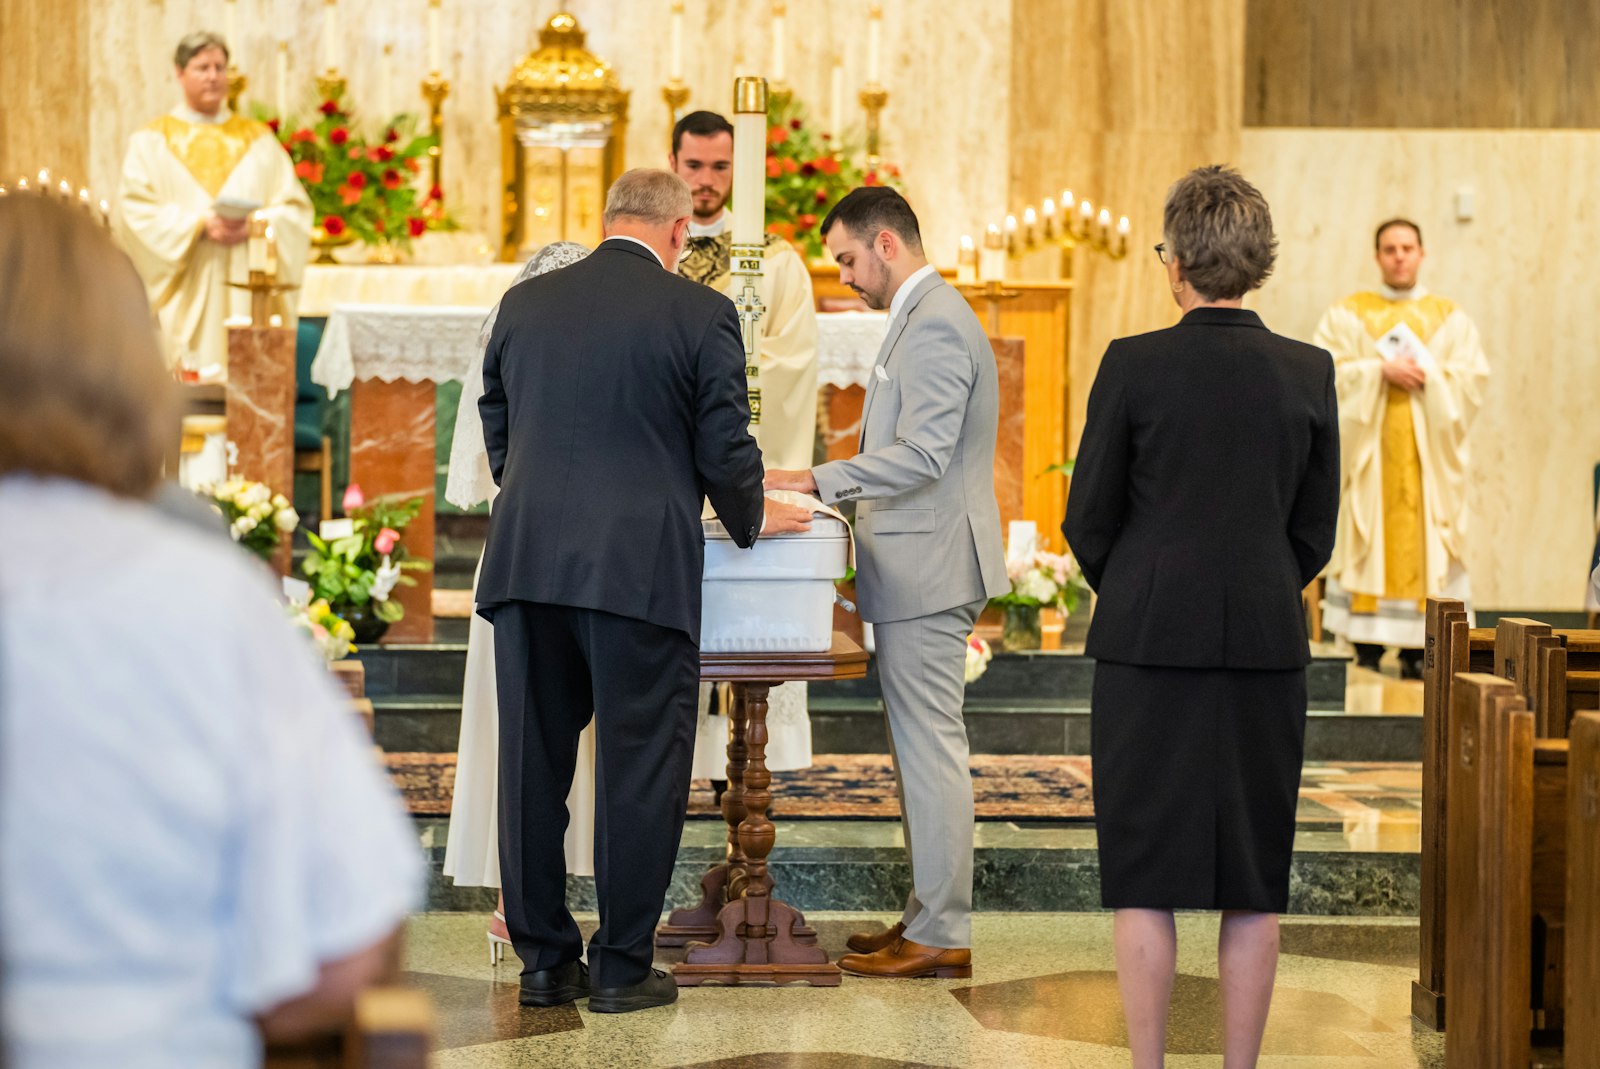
[1154,243,1171,265]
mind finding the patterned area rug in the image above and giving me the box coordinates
[384,753,1423,826]
[384,752,1097,821]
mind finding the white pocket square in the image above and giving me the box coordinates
[873,365,891,382]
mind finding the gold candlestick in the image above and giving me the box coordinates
[859,83,888,173]
[226,65,248,113]
[663,78,690,129]
[421,72,451,193]
[315,71,347,101]
[769,80,793,113]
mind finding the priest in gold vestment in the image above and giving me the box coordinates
[1314,219,1489,676]
[670,110,820,778]
[114,33,312,372]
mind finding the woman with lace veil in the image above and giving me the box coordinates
[441,240,594,964]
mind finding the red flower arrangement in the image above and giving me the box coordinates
[762,96,902,259]
[264,90,456,251]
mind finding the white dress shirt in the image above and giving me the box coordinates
[887,263,941,328]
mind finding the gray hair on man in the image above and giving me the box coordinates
[1162,165,1277,302]
[174,31,229,69]
[603,169,693,228]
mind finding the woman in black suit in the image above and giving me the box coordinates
[1063,166,1339,1068]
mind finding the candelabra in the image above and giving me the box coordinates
[663,79,690,129]
[1042,191,1130,276]
[227,65,248,113]
[315,70,347,100]
[859,83,889,173]
[421,72,451,193]
[6,169,110,227]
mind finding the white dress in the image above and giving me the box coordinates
[441,244,597,885]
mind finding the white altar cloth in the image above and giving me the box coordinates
[310,304,487,397]
[814,311,888,389]
[299,264,523,317]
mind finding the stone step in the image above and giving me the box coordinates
[374,694,1418,760]
[413,817,1417,917]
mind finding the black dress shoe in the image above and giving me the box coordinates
[1399,650,1424,680]
[1354,643,1384,671]
[588,967,679,1013]
[519,960,590,1007]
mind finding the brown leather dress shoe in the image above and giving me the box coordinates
[845,921,905,955]
[839,937,971,979]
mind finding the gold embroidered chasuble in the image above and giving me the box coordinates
[677,230,819,471]
[1313,288,1489,634]
[114,108,312,371]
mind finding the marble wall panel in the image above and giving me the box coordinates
[1239,128,1600,611]
[992,336,1026,535]
[349,377,436,642]
[54,0,1009,266]
[0,0,90,182]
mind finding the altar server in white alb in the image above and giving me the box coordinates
[114,32,312,373]
[670,109,821,780]
[767,187,1008,979]
[1314,219,1489,677]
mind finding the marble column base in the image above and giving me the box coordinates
[225,327,296,576]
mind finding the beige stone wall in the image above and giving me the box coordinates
[1241,129,1600,610]
[6,0,1009,264]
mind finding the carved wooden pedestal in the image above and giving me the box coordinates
[658,634,868,987]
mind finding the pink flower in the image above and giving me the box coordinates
[342,483,364,511]
[374,527,400,555]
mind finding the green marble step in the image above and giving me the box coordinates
[415,818,1417,918]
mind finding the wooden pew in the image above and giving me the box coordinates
[265,987,435,1069]
[1570,713,1600,1069]
[1418,602,1600,1029]
[1444,673,1534,1068]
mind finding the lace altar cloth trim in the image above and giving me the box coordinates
[816,311,889,390]
[310,303,489,396]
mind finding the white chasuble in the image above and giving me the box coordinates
[114,108,312,371]
[1314,288,1489,646]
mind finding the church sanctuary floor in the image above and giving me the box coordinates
[399,912,1486,1068]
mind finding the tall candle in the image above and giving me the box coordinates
[380,44,394,116]
[224,0,237,53]
[980,223,1005,282]
[867,5,882,83]
[829,54,844,135]
[731,78,768,245]
[323,0,338,71]
[772,3,786,82]
[428,0,442,73]
[275,42,288,114]
[957,234,977,284]
[669,1,684,81]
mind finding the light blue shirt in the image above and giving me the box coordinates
[0,477,423,1069]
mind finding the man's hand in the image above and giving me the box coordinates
[763,498,815,535]
[764,468,818,494]
[203,213,250,246]
[1381,356,1427,391]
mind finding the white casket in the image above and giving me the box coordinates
[700,512,850,653]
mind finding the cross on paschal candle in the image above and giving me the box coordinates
[731,76,769,425]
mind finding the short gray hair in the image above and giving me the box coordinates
[1162,166,1277,301]
[603,169,692,228]
[175,31,229,69]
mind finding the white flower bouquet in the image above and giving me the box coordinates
[964,634,994,683]
[992,550,1089,615]
[198,478,299,562]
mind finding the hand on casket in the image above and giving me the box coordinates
[763,496,815,536]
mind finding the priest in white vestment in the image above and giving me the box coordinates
[671,110,821,779]
[1314,219,1489,677]
[114,32,312,373]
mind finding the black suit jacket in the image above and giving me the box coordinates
[1063,307,1339,669]
[476,238,765,641]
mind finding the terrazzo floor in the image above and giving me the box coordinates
[400,912,1464,1068]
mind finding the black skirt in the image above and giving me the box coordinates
[1091,661,1307,912]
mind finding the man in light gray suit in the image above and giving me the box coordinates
[766,187,1007,978]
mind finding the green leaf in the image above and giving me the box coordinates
[374,598,405,623]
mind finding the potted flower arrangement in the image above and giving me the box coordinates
[286,596,358,663]
[302,484,431,644]
[964,634,994,683]
[990,549,1090,650]
[268,91,455,261]
[197,478,299,562]
[763,96,901,261]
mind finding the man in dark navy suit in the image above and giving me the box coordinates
[477,168,813,1013]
